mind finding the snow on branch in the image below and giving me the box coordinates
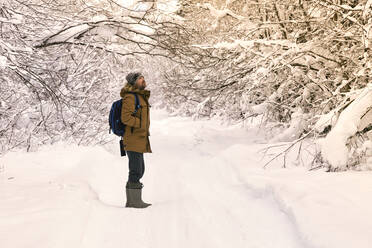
[320,85,372,169]
[364,0,372,18]
[198,3,245,29]
[42,24,91,45]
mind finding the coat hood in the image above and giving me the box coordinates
[120,83,151,100]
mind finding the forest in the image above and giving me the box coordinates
[0,0,371,170]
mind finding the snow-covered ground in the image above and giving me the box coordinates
[1,108,371,248]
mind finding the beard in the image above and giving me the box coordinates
[138,83,146,90]
[134,83,145,90]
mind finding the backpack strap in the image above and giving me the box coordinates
[132,93,140,112]
[127,93,140,115]
[130,93,140,134]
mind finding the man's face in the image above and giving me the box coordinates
[136,76,146,90]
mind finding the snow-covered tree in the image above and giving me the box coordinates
[0,0,186,153]
[160,0,372,170]
[1,0,370,170]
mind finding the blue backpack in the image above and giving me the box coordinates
[109,93,140,137]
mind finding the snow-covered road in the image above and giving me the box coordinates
[1,109,372,248]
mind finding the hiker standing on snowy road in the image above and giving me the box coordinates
[120,72,152,208]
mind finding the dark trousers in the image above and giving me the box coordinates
[126,151,145,183]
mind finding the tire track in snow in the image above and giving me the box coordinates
[151,140,306,247]
[227,160,318,248]
[145,114,313,248]
[180,123,317,248]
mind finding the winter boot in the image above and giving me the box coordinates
[125,183,151,208]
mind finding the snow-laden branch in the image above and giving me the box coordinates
[363,0,372,18]
[198,3,245,29]
[320,85,372,169]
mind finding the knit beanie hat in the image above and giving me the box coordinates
[126,72,143,86]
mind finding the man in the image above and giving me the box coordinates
[120,72,152,208]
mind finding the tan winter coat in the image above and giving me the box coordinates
[120,83,152,153]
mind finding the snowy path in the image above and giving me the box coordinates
[1,109,372,248]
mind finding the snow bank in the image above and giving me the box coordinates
[270,109,309,143]
[320,86,372,169]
